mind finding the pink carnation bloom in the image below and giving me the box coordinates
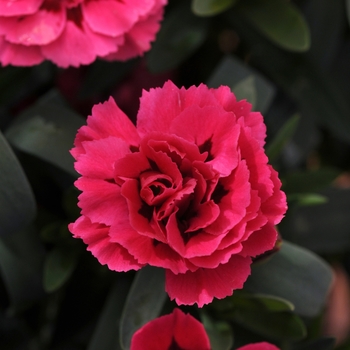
[130,308,211,350]
[69,80,287,307]
[130,308,279,350]
[0,0,167,67]
[238,343,280,350]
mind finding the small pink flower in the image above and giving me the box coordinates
[130,308,211,350]
[0,0,167,67]
[69,81,287,306]
[237,343,280,350]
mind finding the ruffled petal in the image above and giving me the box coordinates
[170,106,240,176]
[109,222,189,274]
[0,37,43,66]
[69,216,142,271]
[74,136,131,179]
[0,6,65,45]
[41,20,121,67]
[82,0,139,36]
[239,222,277,258]
[75,177,125,226]
[104,3,164,61]
[165,254,251,307]
[0,0,42,17]
[72,97,139,158]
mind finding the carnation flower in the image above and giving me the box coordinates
[0,0,167,67]
[130,308,211,350]
[130,308,279,350]
[69,80,287,306]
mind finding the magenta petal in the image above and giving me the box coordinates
[41,20,120,67]
[131,308,211,350]
[240,222,277,257]
[83,0,138,37]
[165,255,252,306]
[69,216,142,271]
[105,5,163,61]
[74,136,131,179]
[85,96,139,145]
[206,160,251,235]
[0,0,42,16]
[170,105,240,176]
[261,166,287,224]
[109,224,189,274]
[1,7,65,45]
[0,38,43,66]
[136,81,184,136]
[76,177,125,226]
[237,342,280,350]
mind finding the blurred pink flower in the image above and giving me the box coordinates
[238,342,280,350]
[0,0,167,67]
[69,81,287,306]
[130,308,211,350]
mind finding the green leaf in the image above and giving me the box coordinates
[232,76,257,110]
[200,312,233,350]
[346,0,350,28]
[119,266,166,350]
[207,55,276,114]
[280,188,350,254]
[192,0,237,17]
[266,114,300,161]
[282,168,340,194]
[233,293,295,313]
[232,308,306,341]
[147,3,208,72]
[291,337,335,350]
[5,90,84,177]
[0,131,36,237]
[43,246,78,293]
[237,0,310,52]
[288,193,328,206]
[88,278,131,350]
[244,241,333,317]
[0,227,45,311]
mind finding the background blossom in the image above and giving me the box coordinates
[69,80,287,306]
[0,0,167,67]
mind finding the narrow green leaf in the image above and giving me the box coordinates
[280,188,350,254]
[233,308,306,341]
[266,114,300,161]
[288,193,328,206]
[282,168,340,194]
[5,90,84,177]
[346,0,350,28]
[0,227,45,311]
[0,131,36,237]
[200,312,233,350]
[88,278,131,350]
[291,337,335,350]
[244,241,333,317]
[43,246,78,293]
[207,55,276,114]
[237,0,310,52]
[147,3,208,72]
[192,0,237,17]
[120,266,166,350]
[233,293,295,313]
